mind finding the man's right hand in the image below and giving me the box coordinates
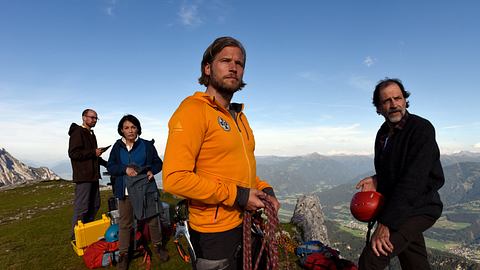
[355,175,377,191]
[95,148,103,157]
[371,223,394,256]
[245,189,266,211]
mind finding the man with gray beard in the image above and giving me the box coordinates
[356,78,444,269]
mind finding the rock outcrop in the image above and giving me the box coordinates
[0,148,59,187]
[291,194,330,245]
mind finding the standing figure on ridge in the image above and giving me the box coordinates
[163,36,280,270]
[356,78,444,269]
[68,109,107,239]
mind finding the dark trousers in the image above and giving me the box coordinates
[118,197,162,254]
[358,215,436,270]
[190,226,243,270]
[71,181,101,238]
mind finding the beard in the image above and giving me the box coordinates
[209,69,243,101]
[385,108,406,123]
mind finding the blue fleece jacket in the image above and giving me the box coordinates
[107,138,163,199]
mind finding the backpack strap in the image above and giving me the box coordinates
[366,221,376,246]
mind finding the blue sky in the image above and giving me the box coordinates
[1,0,479,166]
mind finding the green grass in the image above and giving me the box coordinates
[424,237,460,251]
[337,225,365,239]
[0,180,300,270]
[433,216,471,230]
[0,182,73,222]
[0,181,194,270]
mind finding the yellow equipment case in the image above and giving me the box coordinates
[71,214,111,256]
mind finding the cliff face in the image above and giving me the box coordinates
[0,148,59,187]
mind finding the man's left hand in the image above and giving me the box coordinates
[371,223,394,256]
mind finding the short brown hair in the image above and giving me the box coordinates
[198,36,247,89]
[82,109,95,116]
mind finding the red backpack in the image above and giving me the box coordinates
[304,252,338,270]
[83,240,119,269]
[296,241,358,270]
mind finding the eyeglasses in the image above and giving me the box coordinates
[85,115,99,121]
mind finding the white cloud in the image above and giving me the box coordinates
[442,122,480,130]
[178,3,203,26]
[104,0,117,17]
[106,7,114,16]
[442,124,466,130]
[363,56,376,67]
[474,143,480,149]
[171,1,233,28]
[0,100,76,165]
[0,98,170,167]
[252,123,375,156]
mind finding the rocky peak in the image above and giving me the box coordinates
[0,148,59,187]
[291,194,330,245]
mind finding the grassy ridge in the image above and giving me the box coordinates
[0,181,195,270]
[0,181,300,270]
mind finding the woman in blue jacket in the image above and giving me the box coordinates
[107,114,168,269]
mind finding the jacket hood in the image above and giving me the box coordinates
[68,123,82,136]
[190,91,219,107]
[190,91,244,113]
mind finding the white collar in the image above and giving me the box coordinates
[122,136,139,151]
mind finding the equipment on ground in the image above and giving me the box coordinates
[82,240,119,269]
[173,199,196,265]
[295,240,358,270]
[107,196,120,224]
[71,214,111,256]
[105,224,119,242]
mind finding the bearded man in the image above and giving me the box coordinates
[356,78,444,269]
[163,36,280,270]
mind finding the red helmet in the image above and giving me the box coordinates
[350,191,384,222]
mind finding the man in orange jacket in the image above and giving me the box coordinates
[163,36,280,270]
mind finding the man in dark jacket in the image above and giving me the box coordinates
[356,78,444,269]
[68,109,107,239]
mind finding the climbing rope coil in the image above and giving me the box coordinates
[243,198,282,270]
[173,198,294,269]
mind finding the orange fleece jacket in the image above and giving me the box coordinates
[163,92,272,233]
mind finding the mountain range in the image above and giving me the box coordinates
[0,148,59,187]
[5,148,480,191]
[315,160,480,211]
[256,153,374,195]
[257,151,480,195]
